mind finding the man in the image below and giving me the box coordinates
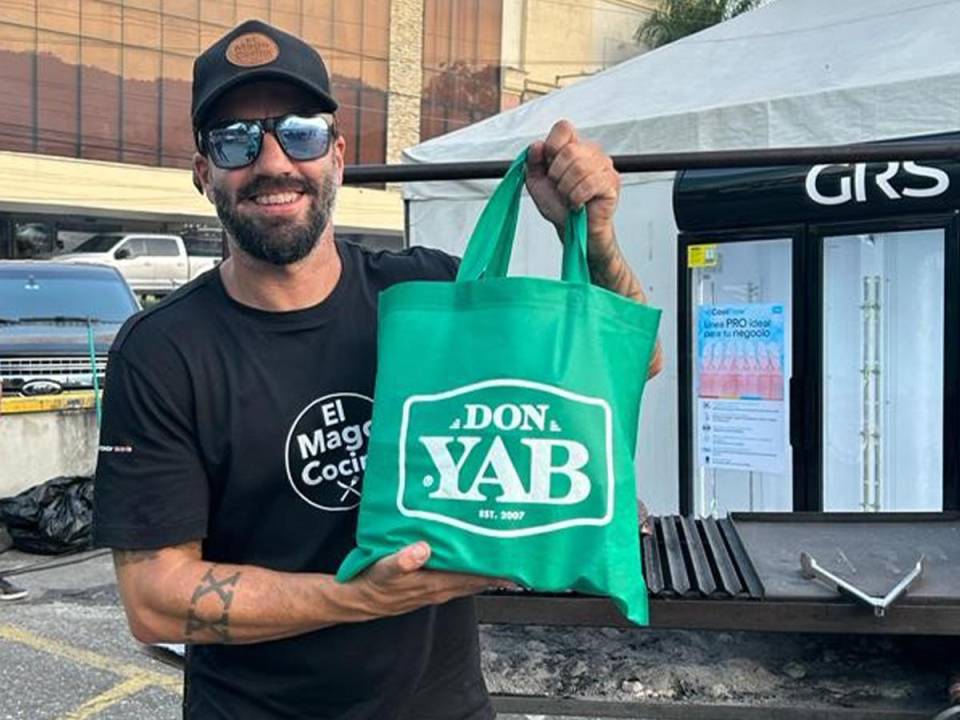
[93,18,661,720]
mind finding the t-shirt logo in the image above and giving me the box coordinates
[285,393,372,511]
[397,379,614,537]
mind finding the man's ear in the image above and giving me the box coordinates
[192,152,213,201]
[332,134,346,185]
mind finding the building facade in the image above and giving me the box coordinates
[0,0,652,259]
[500,0,656,108]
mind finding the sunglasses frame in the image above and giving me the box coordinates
[199,111,337,170]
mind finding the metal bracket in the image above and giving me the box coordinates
[800,552,925,617]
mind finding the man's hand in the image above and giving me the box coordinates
[112,540,511,646]
[346,542,511,618]
[526,119,663,379]
[525,119,620,260]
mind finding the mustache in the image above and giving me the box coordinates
[239,175,319,201]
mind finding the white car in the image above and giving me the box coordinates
[56,233,221,295]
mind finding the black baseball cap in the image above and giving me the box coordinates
[191,19,338,130]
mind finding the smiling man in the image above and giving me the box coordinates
[93,18,660,720]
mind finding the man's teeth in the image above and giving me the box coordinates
[252,192,300,205]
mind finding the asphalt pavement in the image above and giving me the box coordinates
[0,549,547,720]
[2,546,949,720]
[0,548,182,720]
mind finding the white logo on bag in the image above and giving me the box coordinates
[422,403,590,505]
[398,379,614,537]
[285,393,372,511]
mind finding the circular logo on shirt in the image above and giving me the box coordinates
[285,393,373,511]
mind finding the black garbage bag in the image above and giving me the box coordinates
[0,523,12,553]
[0,476,93,554]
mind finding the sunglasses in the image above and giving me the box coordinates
[199,112,335,170]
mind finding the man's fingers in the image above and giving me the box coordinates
[393,542,431,574]
[419,569,514,595]
[355,560,520,617]
[543,119,577,160]
[546,142,617,199]
[546,144,580,185]
[565,171,618,210]
[527,139,546,169]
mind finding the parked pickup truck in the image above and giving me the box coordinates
[0,261,140,398]
[56,233,221,295]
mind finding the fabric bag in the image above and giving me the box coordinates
[337,149,661,624]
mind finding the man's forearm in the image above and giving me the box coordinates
[586,230,648,303]
[586,230,664,377]
[114,547,370,646]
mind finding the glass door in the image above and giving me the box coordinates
[689,239,793,516]
[822,229,945,511]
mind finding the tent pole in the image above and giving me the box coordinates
[344,140,960,184]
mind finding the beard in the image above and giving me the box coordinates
[213,171,337,266]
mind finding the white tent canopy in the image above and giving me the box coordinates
[405,0,960,193]
[402,0,960,513]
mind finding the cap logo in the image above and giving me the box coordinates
[225,32,280,67]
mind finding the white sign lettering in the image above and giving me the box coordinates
[805,161,949,206]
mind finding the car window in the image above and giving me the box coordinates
[117,238,145,258]
[183,237,223,257]
[145,238,181,257]
[71,234,125,253]
[0,272,139,322]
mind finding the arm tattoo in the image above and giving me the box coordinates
[184,566,242,643]
[589,240,664,377]
[114,550,159,567]
[588,244,645,302]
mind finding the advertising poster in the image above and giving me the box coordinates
[696,304,787,473]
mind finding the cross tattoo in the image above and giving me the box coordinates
[185,610,231,643]
[190,568,240,605]
[184,567,241,642]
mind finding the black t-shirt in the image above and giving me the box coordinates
[93,240,494,720]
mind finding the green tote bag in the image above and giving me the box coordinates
[336,149,662,624]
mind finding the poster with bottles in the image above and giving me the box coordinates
[696,304,787,473]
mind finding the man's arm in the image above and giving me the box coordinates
[525,119,664,378]
[113,540,497,645]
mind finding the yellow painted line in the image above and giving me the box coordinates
[0,390,98,415]
[60,674,156,720]
[0,625,181,694]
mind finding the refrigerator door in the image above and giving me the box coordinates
[822,229,945,511]
[690,238,793,516]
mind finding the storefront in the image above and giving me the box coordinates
[674,135,960,516]
[0,150,404,261]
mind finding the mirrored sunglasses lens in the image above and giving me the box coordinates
[277,116,331,161]
[208,122,261,168]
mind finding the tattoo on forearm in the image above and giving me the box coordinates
[588,240,663,377]
[184,567,241,643]
[588,245,645,301]
[114,550,159,567]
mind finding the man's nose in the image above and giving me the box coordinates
[253,131,295,174]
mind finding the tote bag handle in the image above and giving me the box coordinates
[455,148,591,286]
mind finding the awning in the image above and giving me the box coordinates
[0,150,403,234]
